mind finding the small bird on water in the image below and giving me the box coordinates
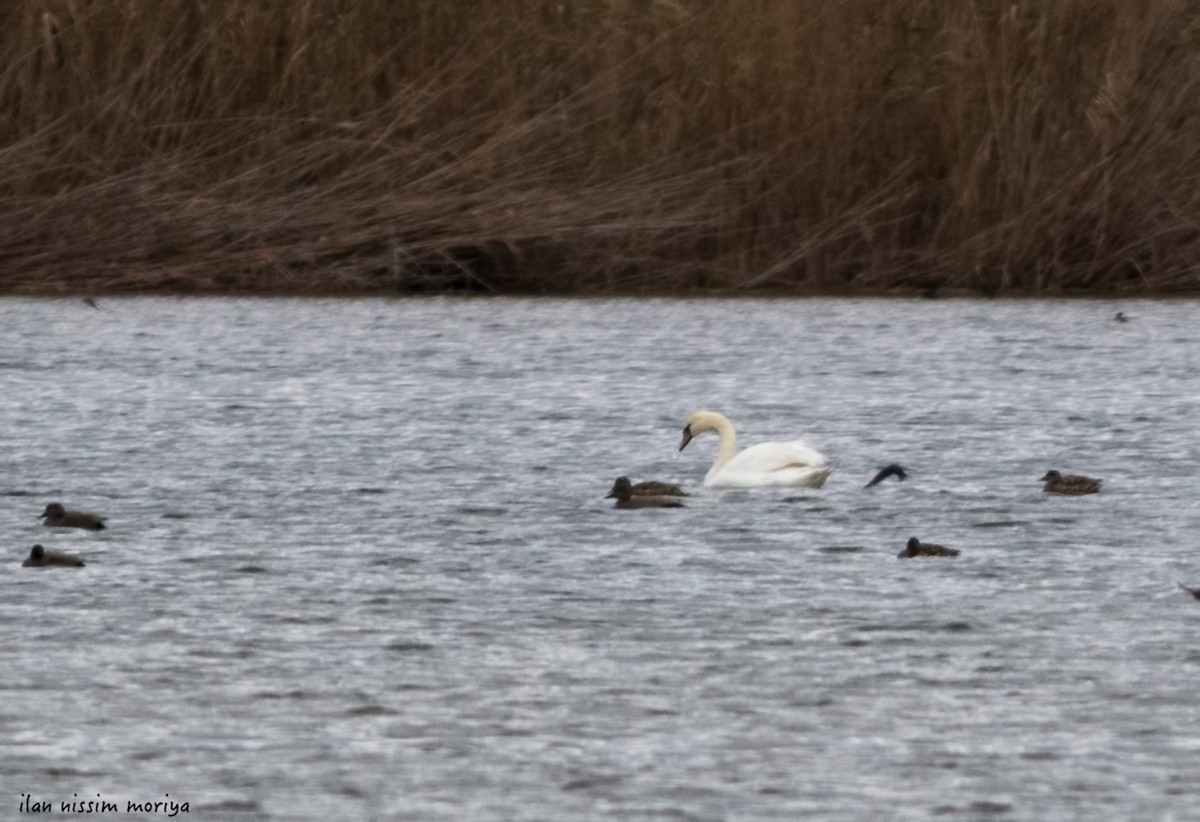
[22,544,85,567]
[897,536,959,558]
[606,476,687,497]
[865,464,908,488]
[606,477,685,509]
[39,502,107,531]
[1040,470,1101,496]
[1114,312,1130,323]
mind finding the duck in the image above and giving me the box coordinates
[607,476,687,498]
[1040,470,1101,495]
[897,537,959,558]
[39,501,106,531]
[1178,583,1200,601]
[865,464,908,488]
[678,410,832,488]
[606,477,685,509]
[1114,312,1130,323]
[22,544,85,567]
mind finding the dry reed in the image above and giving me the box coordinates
[1,0,1198,295]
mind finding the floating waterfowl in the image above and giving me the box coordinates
[606,477,685,509]
[679,410,832,488]
[897,536,959,558]
[22,544,85,567]
[1178,583,1200,601]
[39,502,107,530]
[865,464,908,488]
[1040,470,1101,496]
[607,476,686,497]
[1114,312,1130,323]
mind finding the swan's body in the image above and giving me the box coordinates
[678,411,832,488]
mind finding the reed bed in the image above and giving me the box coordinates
[1,0,1198,295]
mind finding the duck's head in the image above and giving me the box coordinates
[29,545,45,560]
[679,411,721,451]
[606,477,633,499]
[1040,470,1061,482]
[39,502,64,519]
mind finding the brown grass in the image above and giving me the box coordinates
[1,0,1198,295]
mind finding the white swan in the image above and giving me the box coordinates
[679,410,833,488]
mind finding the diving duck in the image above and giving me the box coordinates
[22,544,86,567]
[39,502,107,531]
[606,477,685,509]
[897,537,959,558]
[1040,471,1101,495]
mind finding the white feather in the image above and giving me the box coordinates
[681,410,832,488]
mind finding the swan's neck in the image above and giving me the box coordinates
[706,416,738,482]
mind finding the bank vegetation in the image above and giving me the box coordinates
[1,0,1198,295]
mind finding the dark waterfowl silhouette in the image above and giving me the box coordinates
[1114,312,1130,323]
[1178,583,1200,601]
[897,536,959,558]
[1040,470,1101,496]
[22,544,85,567]
[607,476,687,498]
[606,477,685,509]
[865,464,908,488]
[39,502,107,531]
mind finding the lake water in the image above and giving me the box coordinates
[2,296,1198,821]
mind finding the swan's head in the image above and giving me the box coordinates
[679,410,724,452]
[40,502,64,519]
[1040,470,1061,482]
[606,477,633,499]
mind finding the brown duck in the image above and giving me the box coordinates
[1040,471,1101,495]
[22,544,86,567]
[606,477,685,509]
[39,502,106,531]
[607,476,686,498]
[897,536,959,558]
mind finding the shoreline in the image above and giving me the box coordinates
[3,284,1196,300]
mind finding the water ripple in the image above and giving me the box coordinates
[2,296,1199,820]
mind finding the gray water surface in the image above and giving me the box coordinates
[2,297,1198,821]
